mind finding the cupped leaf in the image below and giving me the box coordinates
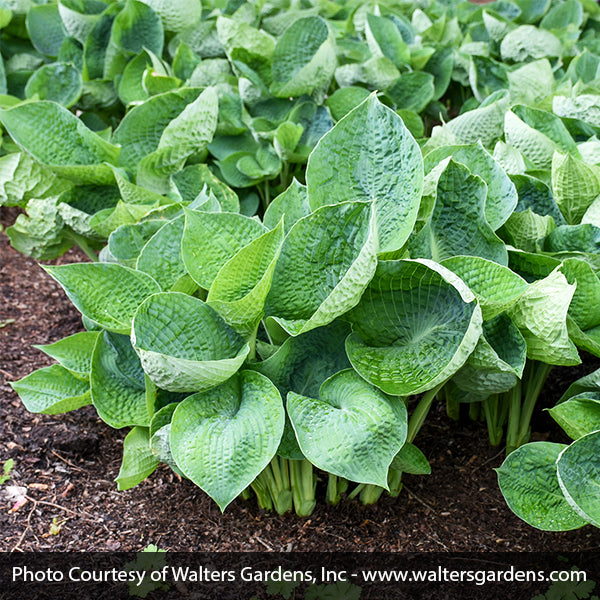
[497,442,588,531]
[409,160,508,265]
[11,364,91,414]
[441,256,528,320]
[182,209,267,289]
[552,152,600,225]
[0,101,119,184]
[44,263,161,333]
[207,222,284,337]
[265,201,377,336]
[288,369,407,488]
[116,426,159,490]
[423,143,518,231]
[170,370,284,511]
[34,331,100,375]
[90,331,151,428]
[346,259,482,396]
[132,292,249,392]
[557,431,600,528]
[306,94,423,254]
[508,268,580,366]
[271,16,336,98]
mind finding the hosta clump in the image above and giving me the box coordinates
[12,95,475,514]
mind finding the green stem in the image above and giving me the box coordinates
[360,484,384,505]
[407,384,443,444]
[347,483,364,501]
[247,322,259,361]
[517,361,552,449]
[290,460,316,517]
[505,381,522,455]
[469,402,481,421]
[144,374,157,417]
[445,386,460,421]
[240,488,251,501]
[251,473,273,511]
[326,474,341,506]
[263,459,292,515]
[482,394,503,446]
[388,469,403,497]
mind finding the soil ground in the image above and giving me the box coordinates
[1,208,600,553]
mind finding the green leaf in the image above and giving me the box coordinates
[423,143,518,231]
[26,3,66,57]
[45,263,160,333]
[136,216,189,291]
[113,88,200,170]
[325,86,371,122]
[263,178,310,233]
[116,427,159,490]
[497,442,588,531]
[508,269,580,366]
[149,86,218,166]
[34,331,100,375]
[172,164,239,212]
[501,210,556,253]
[265,201,377,336]
[346,259,482,396]
[552,152,600,225]
[0,101,119,184]
[132,292,249,392]
[446,91,509,147]
[386,71,434,113]
[207,222,284,337]
[25,62,82,107]
[216,16,275,84]
[441,256,528,320]
[390,442,431,475]
[108,220,165,267]
[500,25,562,62]
[452,316,526,397]
[271,16,336,98]
[111,0,163,57]
[559,258,600,331]
[137,0,201,33]
[0,152,69,208]
[182,209,266,289]
[170,370,284,511]
[306,94,423,254]
[557,431,600,527]
[549,397,600,440]
[288,370,407,488]
[366,13,409,69]
[11,364,91,414]
[59,0,106,45]
[90,331,151,428]
[410,160,508,265]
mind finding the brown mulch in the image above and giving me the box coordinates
[1,208,600,553]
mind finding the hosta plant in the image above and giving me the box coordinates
[6,0,600,524]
